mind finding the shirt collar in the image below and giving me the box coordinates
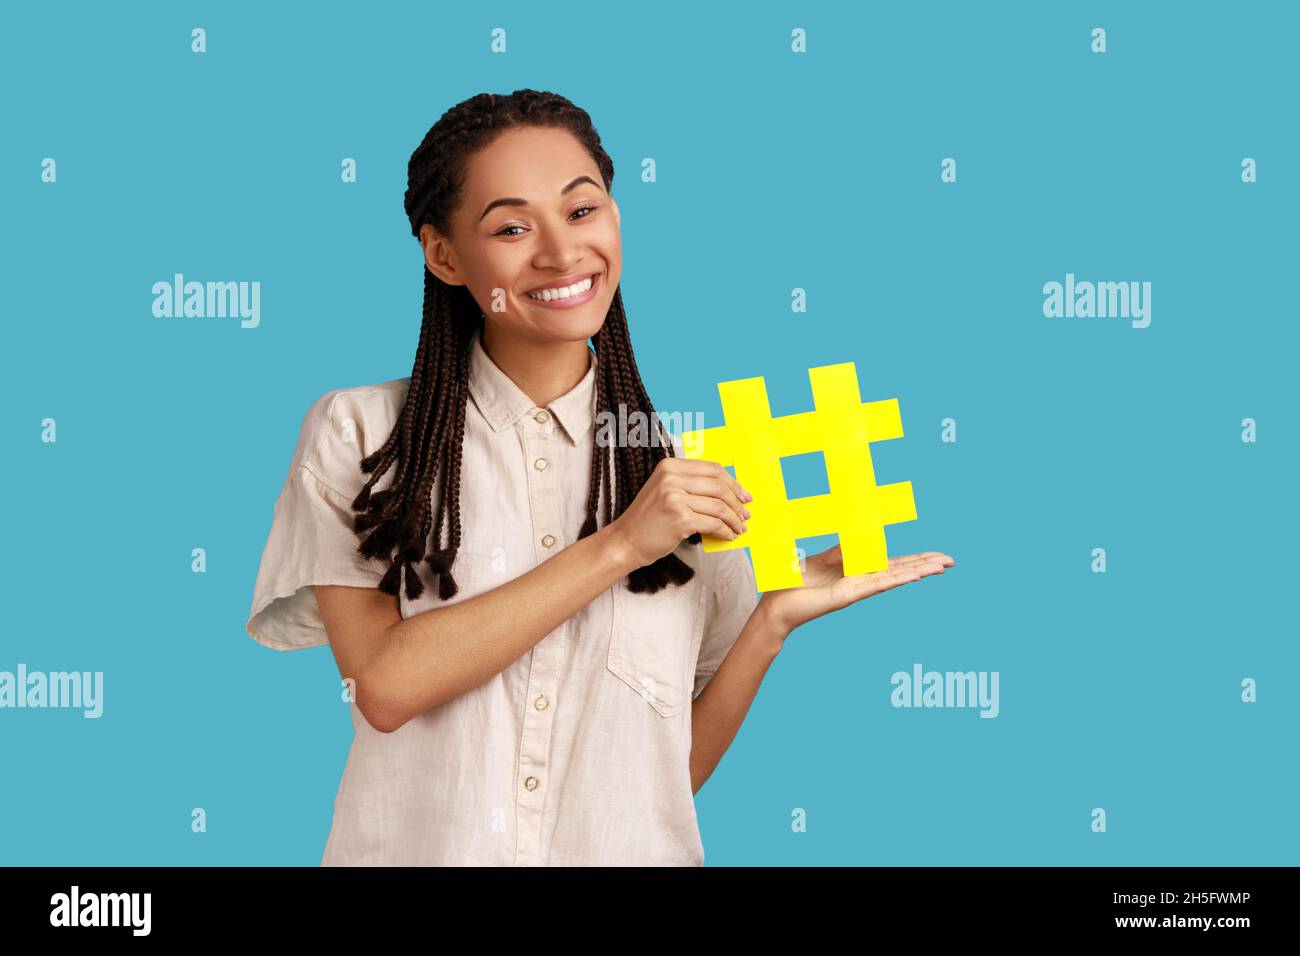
[466,326,597,445]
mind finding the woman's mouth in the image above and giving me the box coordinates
[523,272,599,308]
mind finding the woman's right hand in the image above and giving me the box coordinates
[608,458,753,568]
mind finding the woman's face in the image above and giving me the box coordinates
[421,125,622,346]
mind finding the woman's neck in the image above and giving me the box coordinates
[479,324,592,408]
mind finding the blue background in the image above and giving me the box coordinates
[2,0,1295,865]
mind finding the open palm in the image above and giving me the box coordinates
[758,544,955,636]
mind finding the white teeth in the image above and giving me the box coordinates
[527,275,594,301]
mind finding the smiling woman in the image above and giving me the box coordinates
[243,88,954,868]
[418,125,625,366]
[244,89,762,867]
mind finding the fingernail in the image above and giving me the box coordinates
[741,522,748,533]
[740,488,753,502]
[741,507,751,519]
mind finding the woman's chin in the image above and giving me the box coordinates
[523,299,610,340]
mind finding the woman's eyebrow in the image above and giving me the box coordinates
[478,175,603,222]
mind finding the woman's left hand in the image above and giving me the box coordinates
[757,545,955,638]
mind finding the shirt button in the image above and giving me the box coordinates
[533,457,549,472]
[534,410,550,423]
[534,693,548,711]
[523,775,540,791]
[541,534,556,549]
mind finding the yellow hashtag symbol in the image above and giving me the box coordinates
[681,362,917,592]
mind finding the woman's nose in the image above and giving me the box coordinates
[533,221,584,266]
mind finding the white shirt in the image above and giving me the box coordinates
[245,328,758,865]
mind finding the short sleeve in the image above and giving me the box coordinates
[245,388,395,651]
[691,546,759,698]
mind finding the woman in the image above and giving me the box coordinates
[245,89,954,866]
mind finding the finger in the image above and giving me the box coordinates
[682,493,745,537]
[895,559,949,583]
[855,566,926,596]
[894,558,948,579]
[813,548,954,573]
[676,474,748,526]
[890,551,955,568]
[665,457,752,503]
[886,554,936,572]
[695,514,738,541]
[842,568,917,599]
[887,552,931,567]
[711,461,752,504]
[662,456,731,476]
[810,543,843,568]
[812,548,944,576]
[889,552,954,570]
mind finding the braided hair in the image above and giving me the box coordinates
[351,89,698,602]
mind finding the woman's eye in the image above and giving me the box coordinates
[494,205,597,237]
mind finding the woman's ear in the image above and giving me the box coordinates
[419,223,464,286]
[611,197,620,228]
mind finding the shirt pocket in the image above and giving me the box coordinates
[606,570,706,718]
